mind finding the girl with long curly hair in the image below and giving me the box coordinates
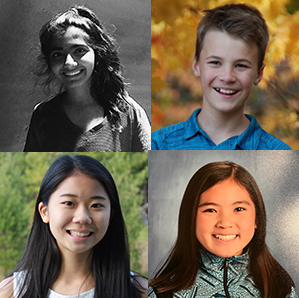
[24,6,150,152]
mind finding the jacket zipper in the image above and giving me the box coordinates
[223,258,231,298]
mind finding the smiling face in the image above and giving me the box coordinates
[192,30,264,115]
[196,178,257,258]
[39,172,111,257]
[49,26,95,91]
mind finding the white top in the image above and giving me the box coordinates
[13,271,95,297]
[13,271,135,297]
[47,288,95,298]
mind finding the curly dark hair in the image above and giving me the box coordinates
[36,5,128,124]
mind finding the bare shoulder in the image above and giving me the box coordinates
[0,276,13,298]
[133,276,148,298]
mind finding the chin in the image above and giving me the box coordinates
[216,105,243,114]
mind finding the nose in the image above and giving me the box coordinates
[219,65,236,83]
[73,206,92,225]
[65,54,78,67]
[216,212,233,229]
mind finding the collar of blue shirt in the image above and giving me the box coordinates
[184,109,261,149]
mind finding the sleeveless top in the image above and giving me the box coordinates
[13,271,134,297]
[47,288,94,298]
[13,271,95,297]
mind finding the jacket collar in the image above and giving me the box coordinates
[200,250,249,272]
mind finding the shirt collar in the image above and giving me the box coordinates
[234,114,263,150]
[200,250,249,272]
[184,109,202,140]
[184,109,263,150]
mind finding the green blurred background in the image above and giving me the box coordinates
[0,152,148,281]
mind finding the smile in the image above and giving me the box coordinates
[68,230,92,237]
[214,88,239,95]
[213,234,238,241]
[63,69,83,77]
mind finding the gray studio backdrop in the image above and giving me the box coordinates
[149,150,299,290]
[0,0,150,151]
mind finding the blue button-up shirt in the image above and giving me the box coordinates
[151,109,292,150]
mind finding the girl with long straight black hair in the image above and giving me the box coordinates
[0,155,147,298]
[149,161,296,298]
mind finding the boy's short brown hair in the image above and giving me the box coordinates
[195,4,269,69]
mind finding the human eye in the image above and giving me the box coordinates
[63,201,75,207]
[235,207,246,212]
[74,47,88,55]
[235,64,248,69]
[91,203,105,209]
[209,61,221,66]
[50,51,63,59]
[203,208,217,213]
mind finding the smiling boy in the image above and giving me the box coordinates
[151,4,291,150]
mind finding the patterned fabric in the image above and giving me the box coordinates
[151,109,291,150]
[24,93,150,152]
[148,251,298,298]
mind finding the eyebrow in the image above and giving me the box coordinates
[205,55,252,65]
[205,55,223,61]
[59,194,107,200]
[50,44,88,52]
[233,200,252,206]
[198,200,252,208]
[198,202,219,208]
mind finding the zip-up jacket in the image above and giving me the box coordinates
[148,251,298,298]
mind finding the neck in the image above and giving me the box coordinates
[51,250,95,295]
[197,107,250,145]
[57,250,93,285]
[65,86,95,106]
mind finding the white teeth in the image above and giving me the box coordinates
[69,231,91,237]
[216,88,237,94]
[214,234,237,241]
[64,70,81,76]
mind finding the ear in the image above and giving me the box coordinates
[38,202,49,223]
[192,55,201,78]
[253,63,265,86]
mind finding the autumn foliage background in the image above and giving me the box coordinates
[152,0,299,149]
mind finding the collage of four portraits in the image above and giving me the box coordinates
[0,0,299,297]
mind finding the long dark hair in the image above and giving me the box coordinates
[11,155,142,298]
[150,161,294,298]
[36,5,128,125]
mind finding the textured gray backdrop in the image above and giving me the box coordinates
[149,150,299,290]
[0,0,150,151]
